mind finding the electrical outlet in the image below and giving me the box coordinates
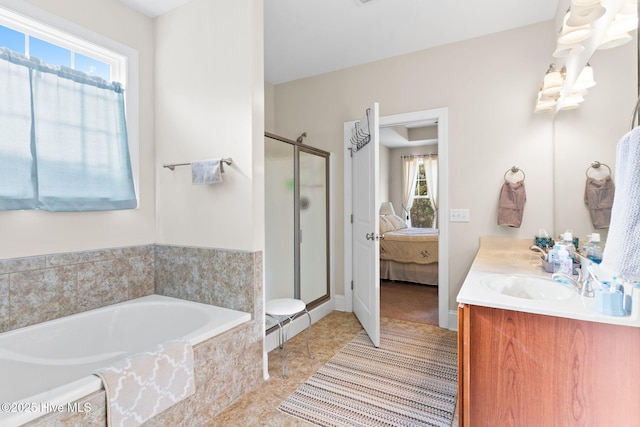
[450,209,470,222]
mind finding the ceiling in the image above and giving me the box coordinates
[120,0,560,85]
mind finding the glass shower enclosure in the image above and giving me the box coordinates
[265,133,330,329]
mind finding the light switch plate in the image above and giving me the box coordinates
[450,208,470,222]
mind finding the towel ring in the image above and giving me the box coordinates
[585,161,611,178]
[504,166,525,182]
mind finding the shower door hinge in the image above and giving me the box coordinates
[351,280,354,290]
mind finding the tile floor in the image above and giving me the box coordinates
[207,311,458,427]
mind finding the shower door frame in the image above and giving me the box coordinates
[265,132,331,312]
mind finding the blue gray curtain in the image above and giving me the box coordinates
[0,47,136,212]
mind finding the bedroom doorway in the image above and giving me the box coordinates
[344,107,450,330]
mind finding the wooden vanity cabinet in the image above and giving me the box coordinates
[458,303,640,427]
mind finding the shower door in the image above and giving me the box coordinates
[265,134,330,323]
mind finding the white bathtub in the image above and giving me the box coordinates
[0,295,251,427]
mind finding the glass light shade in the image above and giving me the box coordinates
[558,13,592,44]
[573,65,596,90]
[598,31,632,49]
[541,68,563,95]
[608,14,639,34]
[567,5,606,26]
[535,103,556,113]
[535,93,556,112]
[553,43,584,58]
[560,95,585,110]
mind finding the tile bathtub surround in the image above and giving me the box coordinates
[0,245,155,333]
[154,245,261,315]
[25,321,264,427]
[0,244,264,334]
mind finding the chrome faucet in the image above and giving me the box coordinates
[529,245,547,261]
[551,269,595,298]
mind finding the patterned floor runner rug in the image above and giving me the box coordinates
[278,327,458,427]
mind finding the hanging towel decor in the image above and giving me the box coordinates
[191,159,223,184]
[602,127,640,281]
[584,162,615,229]
[498,167,527,228]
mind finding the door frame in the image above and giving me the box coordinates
[343,107,451,329]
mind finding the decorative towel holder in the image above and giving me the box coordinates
[585,160,611,178]
[504,166,525,182]
[163,158,233,171]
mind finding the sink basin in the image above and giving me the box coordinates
[480,274,576,301]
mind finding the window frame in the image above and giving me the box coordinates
[0,0,140,206]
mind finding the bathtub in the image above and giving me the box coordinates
[0,294,251,427]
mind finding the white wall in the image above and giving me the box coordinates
[154,0,264,252]
[272,21,636,310]
[0,0,155,259]
[378,144,390,206]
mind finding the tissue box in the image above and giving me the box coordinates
[534,237,554,250]
[594,285,626,317]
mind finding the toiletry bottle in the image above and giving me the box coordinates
[558,245,573,275]
[588,233,602,264]
[562,231,576,259]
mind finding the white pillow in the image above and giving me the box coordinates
[379,216,395,233]
[386,214,408,230]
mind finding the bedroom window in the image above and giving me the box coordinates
[0,5,137,212]
[410,163,435,228]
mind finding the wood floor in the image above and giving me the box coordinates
[380,280,439,325]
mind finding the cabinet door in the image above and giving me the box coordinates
[461,304,640,426]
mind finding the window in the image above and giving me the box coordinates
[0,5,138,212]
[410,162,435,228]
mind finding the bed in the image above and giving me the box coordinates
[379,214,439,286]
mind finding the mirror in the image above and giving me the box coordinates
[552,25,637,246]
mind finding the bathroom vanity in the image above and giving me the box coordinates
[457,237,640,426]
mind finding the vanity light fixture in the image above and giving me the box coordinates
[534,0,635,114]
[599,0,638,49]
[573,63,596,90]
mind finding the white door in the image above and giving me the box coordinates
[351,103,380,347]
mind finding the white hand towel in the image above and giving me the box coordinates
[602,126,640,281]
[191,159,223,185]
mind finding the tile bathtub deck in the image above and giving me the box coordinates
[207,311,458,427]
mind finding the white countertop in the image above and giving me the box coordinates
[457,236,640,328]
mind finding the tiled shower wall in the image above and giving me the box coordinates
[0,244,263,334]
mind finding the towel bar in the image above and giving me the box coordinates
[163,158,233,171]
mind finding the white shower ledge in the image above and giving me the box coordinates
[457,236,640,328]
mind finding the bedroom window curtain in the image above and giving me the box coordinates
[401,155,419,225]
[423,154,438,228]
[0,47,136,212]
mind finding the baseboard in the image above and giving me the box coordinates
[448,310,458,331]
[333,294,349,312]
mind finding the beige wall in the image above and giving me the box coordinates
[0,0,155,259]
[0,0,265,258]
[154,0,264,252]
[272,21,636,310]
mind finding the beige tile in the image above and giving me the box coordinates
[207,311,458,427]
